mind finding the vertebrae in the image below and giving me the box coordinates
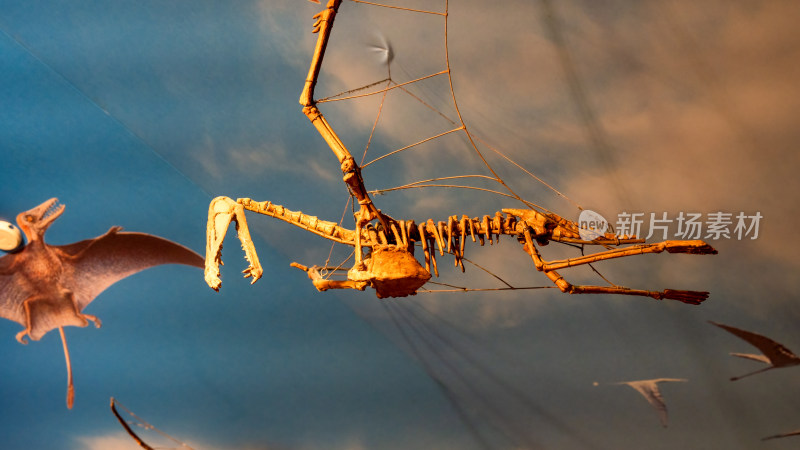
[234,197,641,278]
[206,196,716,303]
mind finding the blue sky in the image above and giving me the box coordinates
[2,1,800,449]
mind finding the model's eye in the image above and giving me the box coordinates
[25,215,34,222]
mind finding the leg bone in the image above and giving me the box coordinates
[522,227,710,304]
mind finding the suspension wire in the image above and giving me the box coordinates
[317,77,391,103]
[394,82,457,125]
[388,301,536,449]
[362,126,465,168]
[370,184,525,201]
[304,265,352,273]
[323,249,356,280]
[349,0,446,16]
[419,248,553,292]
[398,302,547,448]
[370,175,504,196]
[375,67,573,213]
[420,284,556,293]
[386,302,511,449]
[338,43,560,215]
[471,134,584,211]
[317,70,449,104]
[384,174,498,186]
[361,79,392,165]
[460,256,515,288]
[351,70,560,213]
[385,78,577,214]
[325,195,352,267]
[441,0,528,209]
[380,301,494,450]
[402,300,605,447]
[321,0,583,215]
[580,245,619,287]
[537,0,632,207]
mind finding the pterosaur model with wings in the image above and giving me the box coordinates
[709,320,800,381]
[205,0,716,302]
[0,198,204,408]
[608,378,687,428]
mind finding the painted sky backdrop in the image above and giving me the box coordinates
[2,0,800,449]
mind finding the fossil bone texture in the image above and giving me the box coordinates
[203,0,716,302]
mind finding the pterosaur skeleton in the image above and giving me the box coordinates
[204,0,716,302]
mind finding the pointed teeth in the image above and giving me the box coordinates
[43,201,64,220]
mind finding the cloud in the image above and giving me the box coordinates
[229,144,338,184]
[255,1,317,70]
[550,0,800,270]
[76,433,141,450]
[75,432,212,450]
[192,133,339,189]
[75,431,287,450]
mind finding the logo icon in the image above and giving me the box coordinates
[578,209,609,241]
